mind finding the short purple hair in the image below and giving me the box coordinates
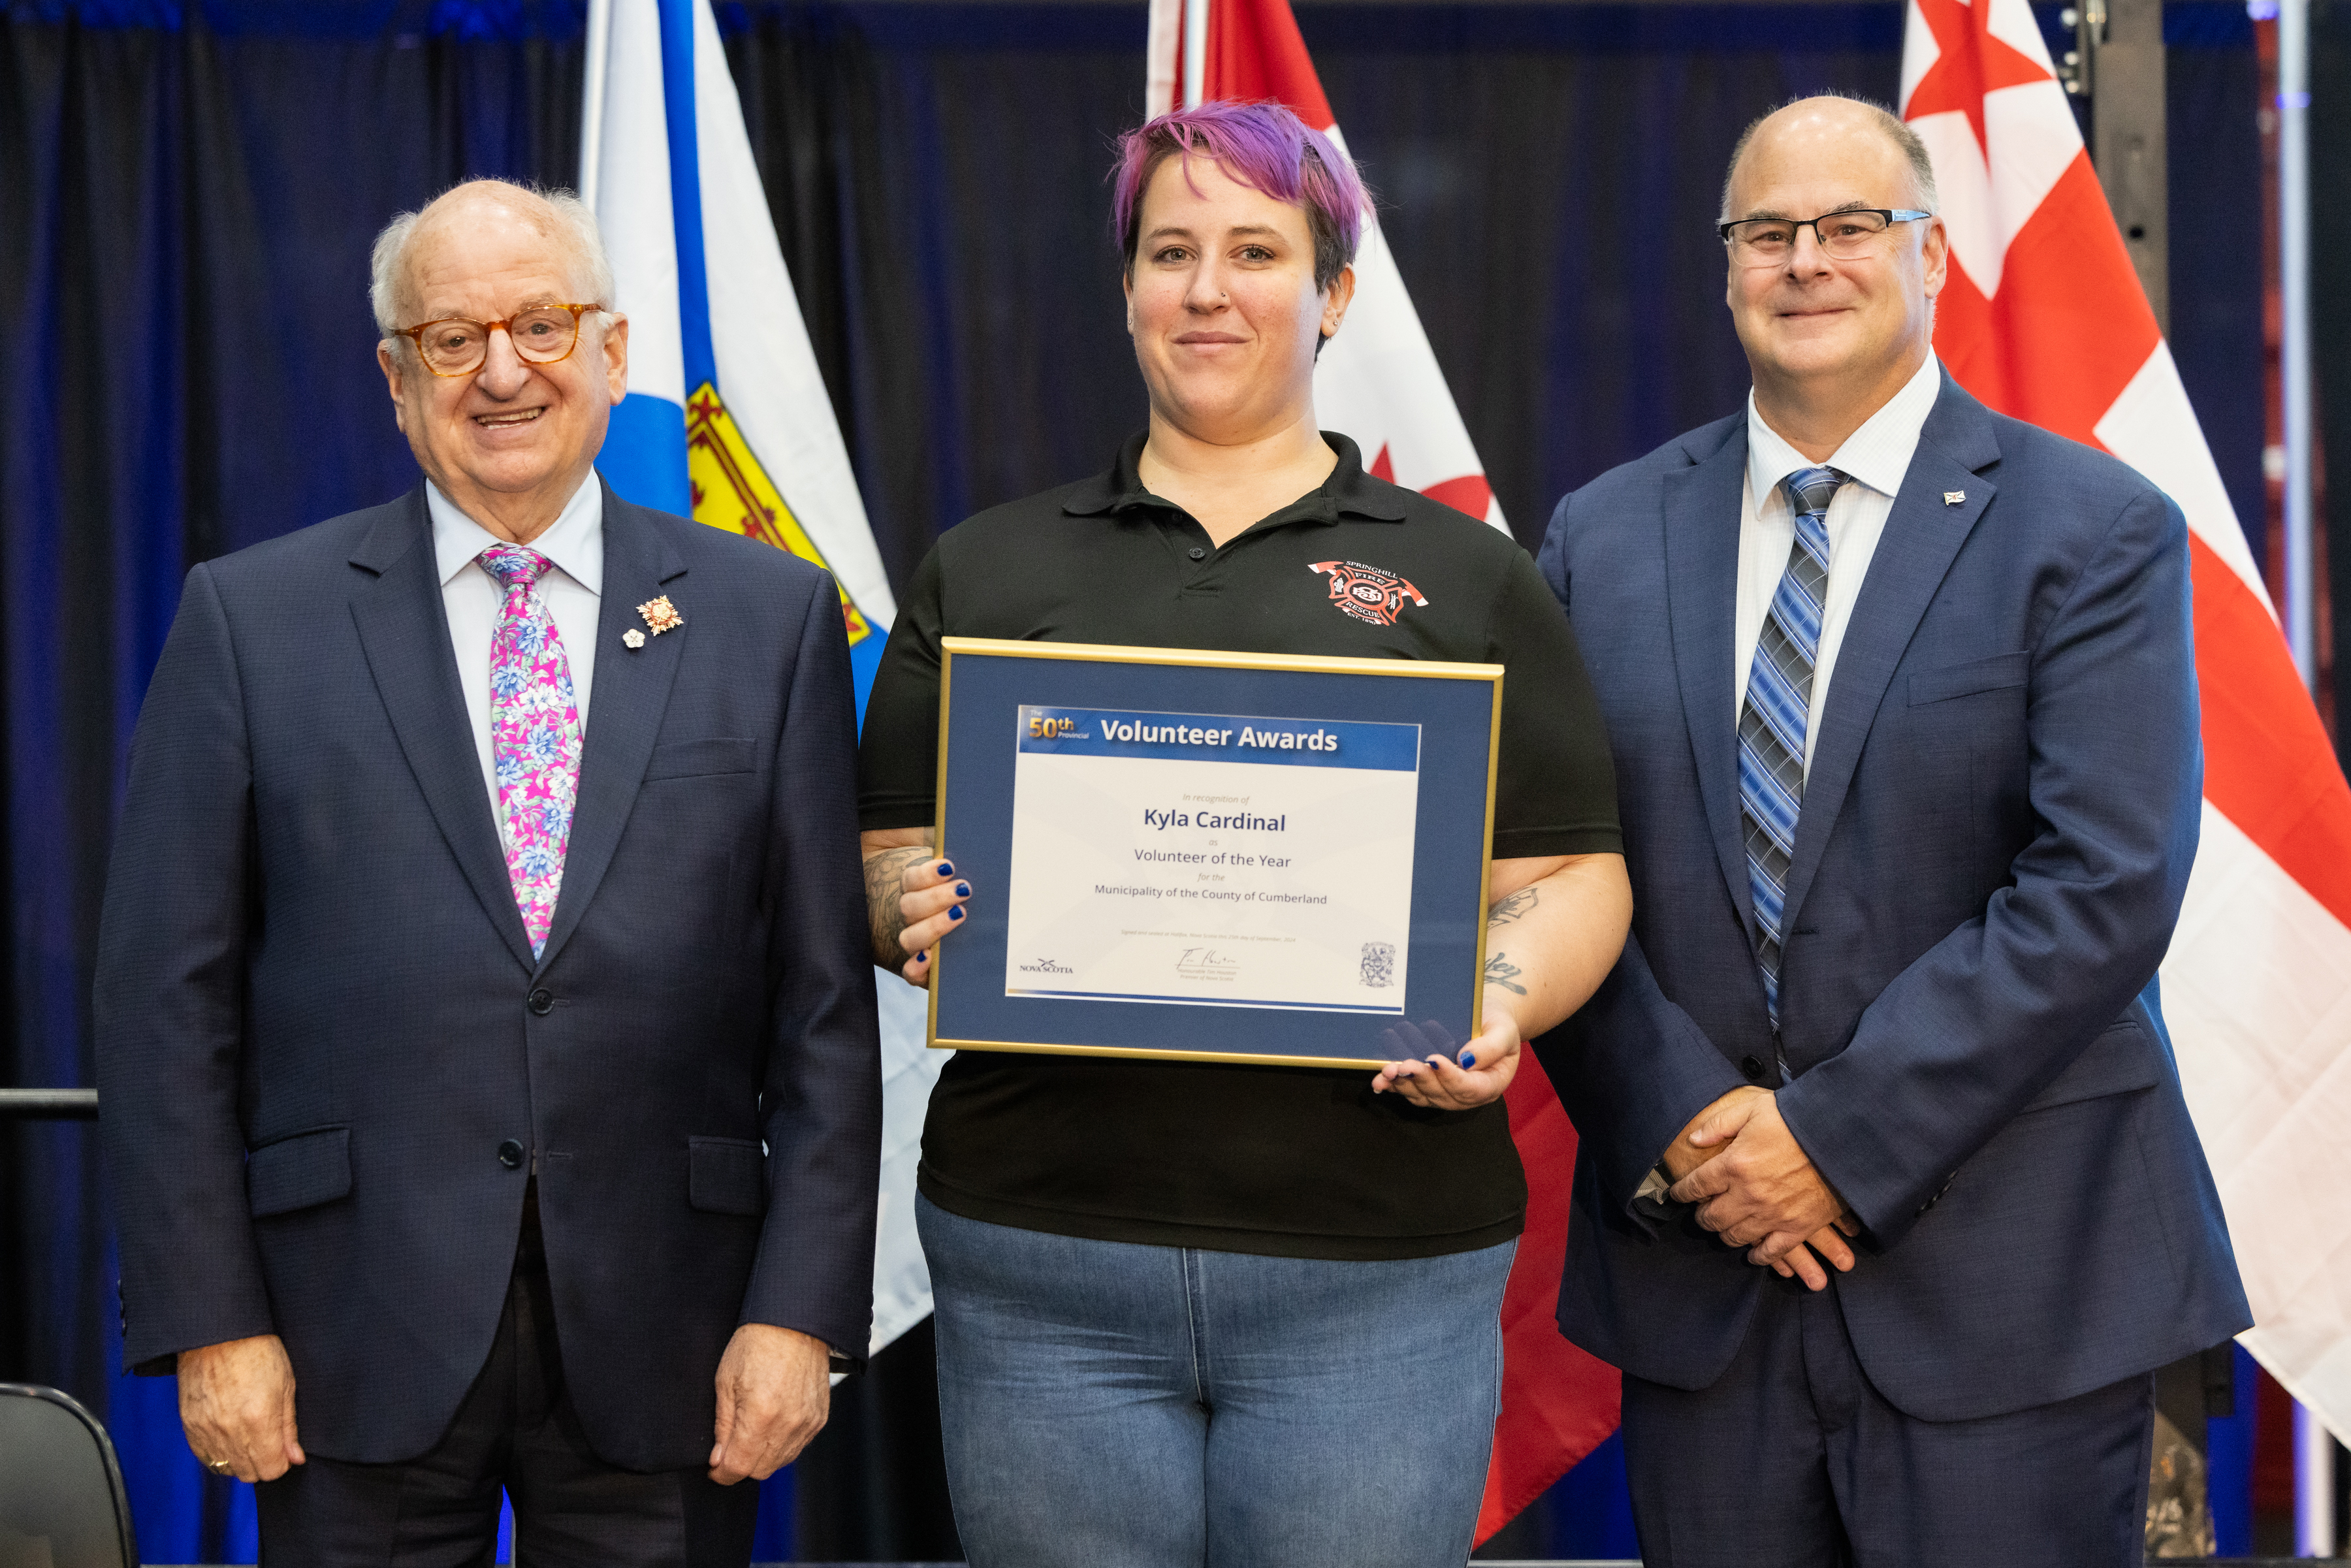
[1111,101,1367,294]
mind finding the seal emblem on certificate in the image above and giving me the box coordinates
[928,639,1503,1068]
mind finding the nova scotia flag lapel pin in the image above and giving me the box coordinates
[1943,490,1966,506]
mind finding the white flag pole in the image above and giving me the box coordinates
[1145,0,1181,118]
[1183,0,1209,108]
[2280,0,2316,688]
[2296,1400,2339,1555]
[2282,16,2339,1546]
[578,0,614,209]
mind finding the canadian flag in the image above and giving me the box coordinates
[1904,0,2351,1444]
[1144,0,1623,1540]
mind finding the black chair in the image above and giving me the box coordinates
[0,1383,137,1568]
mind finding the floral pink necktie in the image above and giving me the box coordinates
[479,545,583,959]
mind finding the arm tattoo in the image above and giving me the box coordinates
[863,844,931,967]
[1485,952,1527,995]
[1488,887,1539,927]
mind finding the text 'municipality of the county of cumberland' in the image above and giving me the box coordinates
[1092,884,1332,905]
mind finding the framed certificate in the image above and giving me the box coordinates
[928,637,1503,1068]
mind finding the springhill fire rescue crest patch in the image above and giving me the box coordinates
[1309,560,1430,627]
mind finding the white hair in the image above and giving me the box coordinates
[370,180,615,346]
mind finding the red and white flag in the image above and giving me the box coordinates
[1903,0,2351,1445]
[1145,0,1507,531]
[1144,0,1623,1539]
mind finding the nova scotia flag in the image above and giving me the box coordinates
[581,0,895,709]
[581,0,940,1366]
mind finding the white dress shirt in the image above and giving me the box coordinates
[1635,356,1949,1204]
[1735,353,1944,776]
[428,474,605,818]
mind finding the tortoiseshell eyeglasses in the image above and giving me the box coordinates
[391,303,606,377]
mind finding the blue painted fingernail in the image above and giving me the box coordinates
[948,906,964,921]
[1458,1049,1477,1068]
[937,861,954,876]
[916,950,927,961]
[956,883,971,898]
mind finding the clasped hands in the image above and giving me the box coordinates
[1663,1085,1860,1291]
[178,1321,827,1485]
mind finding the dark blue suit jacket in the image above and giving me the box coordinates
[1534,376,2249,1422]
[95,483,880,1469]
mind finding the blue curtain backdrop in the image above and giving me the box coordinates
[0,0,2268,1560]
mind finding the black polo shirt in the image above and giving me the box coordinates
[859,432,1621,1260]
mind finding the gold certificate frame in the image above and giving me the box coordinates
[925,637,1503,1069]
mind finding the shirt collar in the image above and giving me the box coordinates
[1061,430,1410,524]
[428,472,605,595]
[1745,353,1944,512]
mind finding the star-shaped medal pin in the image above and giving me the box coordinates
[637,595,684,637]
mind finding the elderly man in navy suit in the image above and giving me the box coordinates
[1536,97,2248,1565]
[95,178,879,1565]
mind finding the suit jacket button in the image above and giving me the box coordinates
[1739,1055,1766,1081]
[497,1139,526,1170]
[527,989,554,1016]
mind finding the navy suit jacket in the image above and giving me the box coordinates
[1533,376,2249,1422]
[95,483,881,1469]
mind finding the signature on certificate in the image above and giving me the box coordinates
[1176,947,1241,982]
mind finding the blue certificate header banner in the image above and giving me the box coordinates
[1016,705,1420,772]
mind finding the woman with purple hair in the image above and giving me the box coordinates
[856,100,1631,1565]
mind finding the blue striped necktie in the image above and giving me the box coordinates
[1739,465,1846,1033]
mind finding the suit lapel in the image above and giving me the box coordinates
[1661,426,1760,940]
[1778,383,2001,936]
[347,489,538,972]
[535,487,688,970]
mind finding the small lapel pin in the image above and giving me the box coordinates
[1943,490,1966,506]
[637,595,684,636]
[622,628,646,650]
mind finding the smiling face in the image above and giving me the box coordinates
[1125,155,1351,442]
[1722,99,1947,406]
[376,187,627,531]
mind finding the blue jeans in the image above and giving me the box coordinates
[918,1194,1516,1568]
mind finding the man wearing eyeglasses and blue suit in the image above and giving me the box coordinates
[95,178,879,1566]
[1535,96,2247,1565]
